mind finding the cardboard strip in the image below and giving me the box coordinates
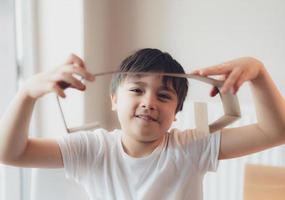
[56,71,241,133]
[194,102,210,135]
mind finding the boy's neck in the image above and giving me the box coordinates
[121,134,164,158]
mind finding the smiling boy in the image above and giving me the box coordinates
[109,50,188,158]
[112,75,179,157]
[0,48,285,200]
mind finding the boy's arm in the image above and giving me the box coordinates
[0,54,94,168]
[0,91,63,168]
[193,57,285,160]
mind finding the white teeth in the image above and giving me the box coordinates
[136,115,156,121]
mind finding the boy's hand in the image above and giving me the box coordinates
[191,57,264,96]
[23,54,95,99]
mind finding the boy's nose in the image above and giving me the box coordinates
[141,94,157,110]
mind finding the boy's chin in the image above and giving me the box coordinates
[133,131,165,143]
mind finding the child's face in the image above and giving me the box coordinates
[111,75,178,142]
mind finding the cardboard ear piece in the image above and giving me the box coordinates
[194,102,210,135]
[56,71,241,133]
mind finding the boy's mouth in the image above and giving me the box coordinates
[135,114,158,122]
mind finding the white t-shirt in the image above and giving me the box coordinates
[57,128,221,200]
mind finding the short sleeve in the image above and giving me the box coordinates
[170,128,221,172]
[191,131,221,172]
[56,129,105,182]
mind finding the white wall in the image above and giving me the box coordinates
[35,0,285,133]
[83,0,285,131]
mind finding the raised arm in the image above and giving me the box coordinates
[0,54,94,168]
[192,57,285,160]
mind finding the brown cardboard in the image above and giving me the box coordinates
[56,71,241,133]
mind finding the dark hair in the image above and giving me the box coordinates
[110,48,188,113]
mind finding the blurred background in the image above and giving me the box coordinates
[1,0,285,200]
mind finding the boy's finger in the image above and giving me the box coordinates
[66,53,85,68]
[66,64,94,81]
[66,76,86,91]
[232,84,240,95]
[190,70,200,75]
[220,68,241,94]
[56,75,86,91]
[57,81,70,89]
[210,86,219,97]
[235,72,247,89]
[198,63,232,76]
[52,84,66,98]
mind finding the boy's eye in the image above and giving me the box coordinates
[130,88,143,93]
[158,93,172,101]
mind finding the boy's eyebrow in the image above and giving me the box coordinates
[127,80,176,95]
[159,86,176,95]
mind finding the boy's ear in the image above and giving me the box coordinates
[110,94,117,111]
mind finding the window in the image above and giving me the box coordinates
[0,0,28,199]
